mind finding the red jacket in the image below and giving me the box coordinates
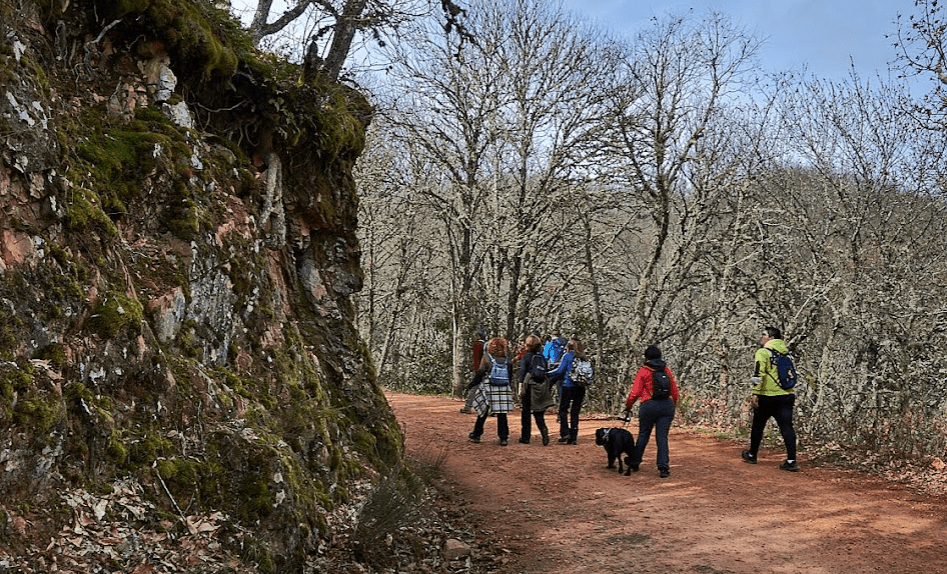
[472,340,485,372]
[625,360,679,409]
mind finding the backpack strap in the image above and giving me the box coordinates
[762,347,783,390]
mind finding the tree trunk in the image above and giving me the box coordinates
[321,0,369,82]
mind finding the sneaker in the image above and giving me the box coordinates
[659,468,670,479]
[468,433,480,444]
[518,438,530,444]
[779,460,799,472]
[499,439,508,446]
[741,450,757,464]
[541,430,550,446]
[459,406,471,414]
[557,436,569,444]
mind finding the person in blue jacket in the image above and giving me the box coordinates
[543,330,568,420]
[542,330,568,366]
[548,338,587,445]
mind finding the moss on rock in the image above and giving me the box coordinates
[12,392,63,434]
[0,0,409,571]
[87,291,145,338]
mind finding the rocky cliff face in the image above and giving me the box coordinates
[0,0,400,571]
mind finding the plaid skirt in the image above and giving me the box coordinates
[472,383,514,417]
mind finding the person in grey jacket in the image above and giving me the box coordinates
[518,334,551,445]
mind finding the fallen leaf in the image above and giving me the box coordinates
[94,499,108,520]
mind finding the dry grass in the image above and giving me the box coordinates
[350,441,449,567]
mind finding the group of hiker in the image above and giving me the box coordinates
[462,331,589,446]
[460,326,799,477]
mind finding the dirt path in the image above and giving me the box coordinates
[385,391,947,574]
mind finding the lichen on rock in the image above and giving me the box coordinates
[0,0,399,572]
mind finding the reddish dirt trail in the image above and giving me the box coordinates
[385,391,947,574]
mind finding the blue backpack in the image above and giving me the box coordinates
[768,349,798,390]
[544,337,567,366]
[487,354,510,386]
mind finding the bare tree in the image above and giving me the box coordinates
[355,128,445,374]
[369,0,613,395]
[378,17,505,394]
[477,0,614,341]
[595,10,765,353]
[247,0,468,82]
[356,0,947,462]
[893,0,947,129]
[762,69,947,453]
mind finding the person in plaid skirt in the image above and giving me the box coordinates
[467,337,515,446]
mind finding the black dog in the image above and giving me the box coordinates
[595,427,636,475]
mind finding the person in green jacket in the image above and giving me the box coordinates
[741,326,799,472]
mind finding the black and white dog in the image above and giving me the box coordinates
[594,427,636,475]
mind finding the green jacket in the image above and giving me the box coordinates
[752,339,792,396]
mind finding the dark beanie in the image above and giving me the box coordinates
[644,345,662,360]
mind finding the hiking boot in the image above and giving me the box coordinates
[518,438,530,444]
[557,436,569,444]
[659,468,670,479]
[499,439,508,446]
[741,450,757,464]
[459,406,471,414]
[468,433,480,444]
[779,460,799,472]
[541,430,549,446]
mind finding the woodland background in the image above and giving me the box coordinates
[351,0,947,462]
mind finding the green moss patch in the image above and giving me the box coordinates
[87,291,145,338]
[63,187,119,240]
[127,432,175,465]
[106,0,248,79]
[13,392,63,434]
[66,104,200,238]
[34,343,66,370]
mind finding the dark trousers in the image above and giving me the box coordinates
[520,386,549,441]
[630,398,675,470]
[558,385,586,441]
[749,393,797,460]
[473,412,508,441]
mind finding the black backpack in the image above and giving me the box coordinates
[651,368,672,400]
[529,354,548,382]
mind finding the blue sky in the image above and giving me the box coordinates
[561,0,909,84]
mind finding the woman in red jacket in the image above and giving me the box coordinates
[623,345,679,478]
